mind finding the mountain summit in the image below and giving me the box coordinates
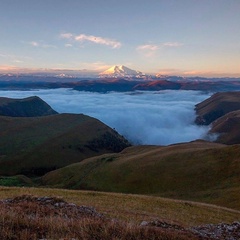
[99,65,142,78]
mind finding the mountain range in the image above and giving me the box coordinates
[2,65,240,81]
[1,67,240,93]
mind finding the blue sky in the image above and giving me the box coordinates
[0,0,240,76]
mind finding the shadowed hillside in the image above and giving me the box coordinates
[42,140,240,210]
[195,91,240,125]
[0,96,58,117]
[210,110,240,144]
[0,113,130,176]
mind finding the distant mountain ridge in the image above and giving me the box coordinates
[1,75,240,93]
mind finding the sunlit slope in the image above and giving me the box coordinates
[42,141,240,210]
[0,114,130,176]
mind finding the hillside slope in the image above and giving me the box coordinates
[42,140,240,210]
[195,91,240,125]
[210,110,240,144]
[0,96,58,117]
[0,113,130,176]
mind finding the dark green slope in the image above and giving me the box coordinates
[0,96,58,117]
[0,113,130,176]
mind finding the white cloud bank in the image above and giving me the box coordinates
[0,89,211,145]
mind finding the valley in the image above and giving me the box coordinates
[0,90,240,239]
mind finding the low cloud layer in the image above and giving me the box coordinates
[0,89,211,145]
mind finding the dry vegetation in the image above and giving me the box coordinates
[0,187,240,226]
[0,189,203,240]
[0,187,240,240]
[0,187,239,239]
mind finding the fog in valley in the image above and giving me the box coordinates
[0,89,211,145]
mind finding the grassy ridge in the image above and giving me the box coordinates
[195,91,240,125]
[210,110,240,144]
[0,114,130,176]
[42,141,240,210]
[0,96,57,117]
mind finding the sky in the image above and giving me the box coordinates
[0,0,240,77]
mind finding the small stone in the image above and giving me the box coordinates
[140,221,148,226]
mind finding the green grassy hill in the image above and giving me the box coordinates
[0,96,57,117]
[0,113,130,176]
[42,140,240,210]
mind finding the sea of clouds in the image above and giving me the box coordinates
[0,89,211,145]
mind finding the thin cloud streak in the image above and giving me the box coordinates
[60,32,122,49]
[163,42,183,47]
[0,89,211,145]
[137,42,183,57]
[137,44,159,51]
[28,41,57,49]
[60,33,73,39]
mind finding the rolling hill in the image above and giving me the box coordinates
[195,91,240,144]
[0,113,130,176]
[42,140,240,210]
[0,96,57,117]
[210,110,240,144]
[195,91,240,125]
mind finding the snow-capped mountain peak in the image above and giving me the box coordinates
[99,65,143,78]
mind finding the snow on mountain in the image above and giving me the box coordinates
[99,65,143,78]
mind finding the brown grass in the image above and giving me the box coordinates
[0,186,239,228]
[0,193,199,240]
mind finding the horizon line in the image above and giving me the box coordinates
[0,66,240,78]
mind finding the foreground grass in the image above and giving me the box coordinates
[0,186,239,228]
[0,203,197,240]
